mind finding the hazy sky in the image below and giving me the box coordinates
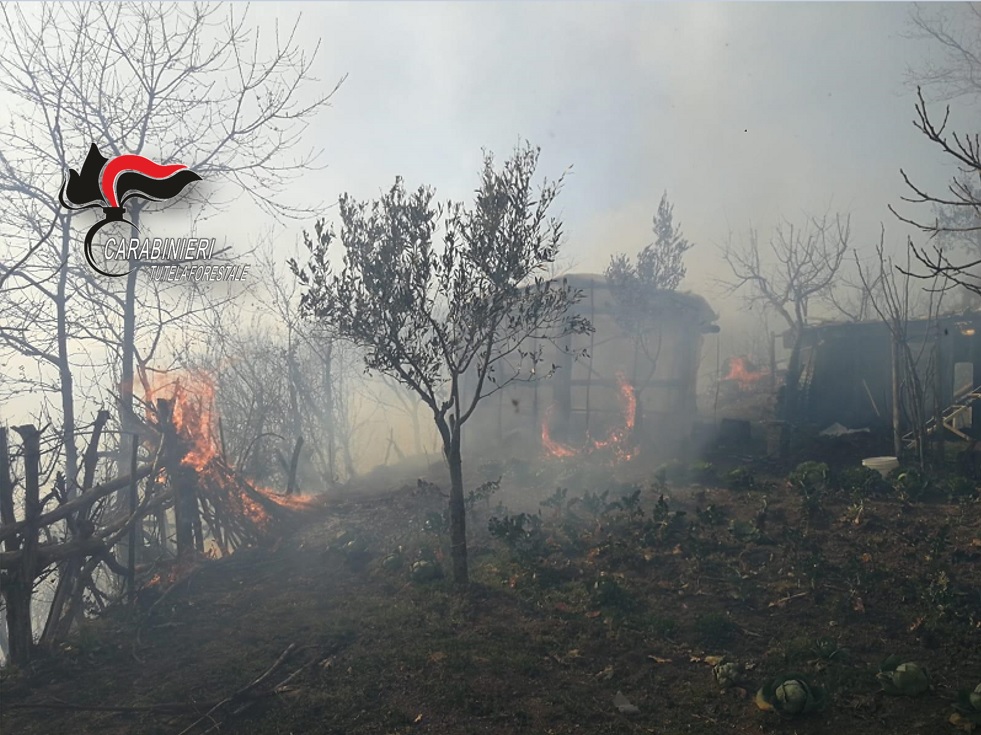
[1,2,973,346]
[207,1,967,342]
[0,1,976,456]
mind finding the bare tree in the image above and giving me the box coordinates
[855,232,948,465]
[0,1,342,482]
[720,212,850,427]
[180,247,361,490]
[292,144,590,585]
[905,3,981,104]
[0,2,340,645]
[889,89,981,296]
[721,213,850,337]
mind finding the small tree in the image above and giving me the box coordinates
[604,192,694,433]
[291,144,589,584]
[608,192,693,292]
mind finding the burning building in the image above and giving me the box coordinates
[785,313,981,443]
[470,273,719,462]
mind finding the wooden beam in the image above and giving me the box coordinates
[0,465,153,545]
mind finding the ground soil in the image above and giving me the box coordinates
[2,447,980,735]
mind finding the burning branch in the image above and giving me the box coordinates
[138,369,318,563]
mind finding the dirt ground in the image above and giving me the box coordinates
[2,444,980,735]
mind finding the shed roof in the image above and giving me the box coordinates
[799,311,981,339]
[556,272,719,331]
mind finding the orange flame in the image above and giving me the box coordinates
[256,486,324,511]
[238,493,273,531]
[141,369,220,471]
[541,406,578,458]
[722,356,768,391]
[134,368,319,560]
[541,372,637,461]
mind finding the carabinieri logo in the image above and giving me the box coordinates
[59,143,201,277]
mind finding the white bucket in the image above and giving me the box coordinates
[862,456,899,478]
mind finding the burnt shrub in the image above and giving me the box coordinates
[725,466,756,492]
[488,512,547,561]
[837,465,891,499]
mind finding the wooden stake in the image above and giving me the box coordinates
[127,434,139,603]
[6,425,41,666]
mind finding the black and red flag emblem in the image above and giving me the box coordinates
[59,143,201,276]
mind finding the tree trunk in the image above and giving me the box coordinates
[322,341,336,484]
[4,425,42,667]
[119,212,140,465]
[45,223,82,641]
[286,435,304,496]
[127,438,139,601]
[445,429,468,586]
[778,329,803,457]
[769,332,778,392]
[58,223,79,493]
[158,398,196,558]
[0,427,24,666]
[41,410,111,646]
[892,333,902,458]
[934,326,944,466]
[286,330,302,441]
[116,208,142,572]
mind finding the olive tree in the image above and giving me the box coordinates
[291,144,589,584]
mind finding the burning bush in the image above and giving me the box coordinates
[137,369,319,560]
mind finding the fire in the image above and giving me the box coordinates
[541,372,637,461]
[133,368,319,565]
[141,557,200,590]
[140,369,220,471]
[541,405,578,458]
[722,356,769,391]
[256,486,325,511]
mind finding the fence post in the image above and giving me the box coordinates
[127,434,139,602]
[4,425,42,666]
